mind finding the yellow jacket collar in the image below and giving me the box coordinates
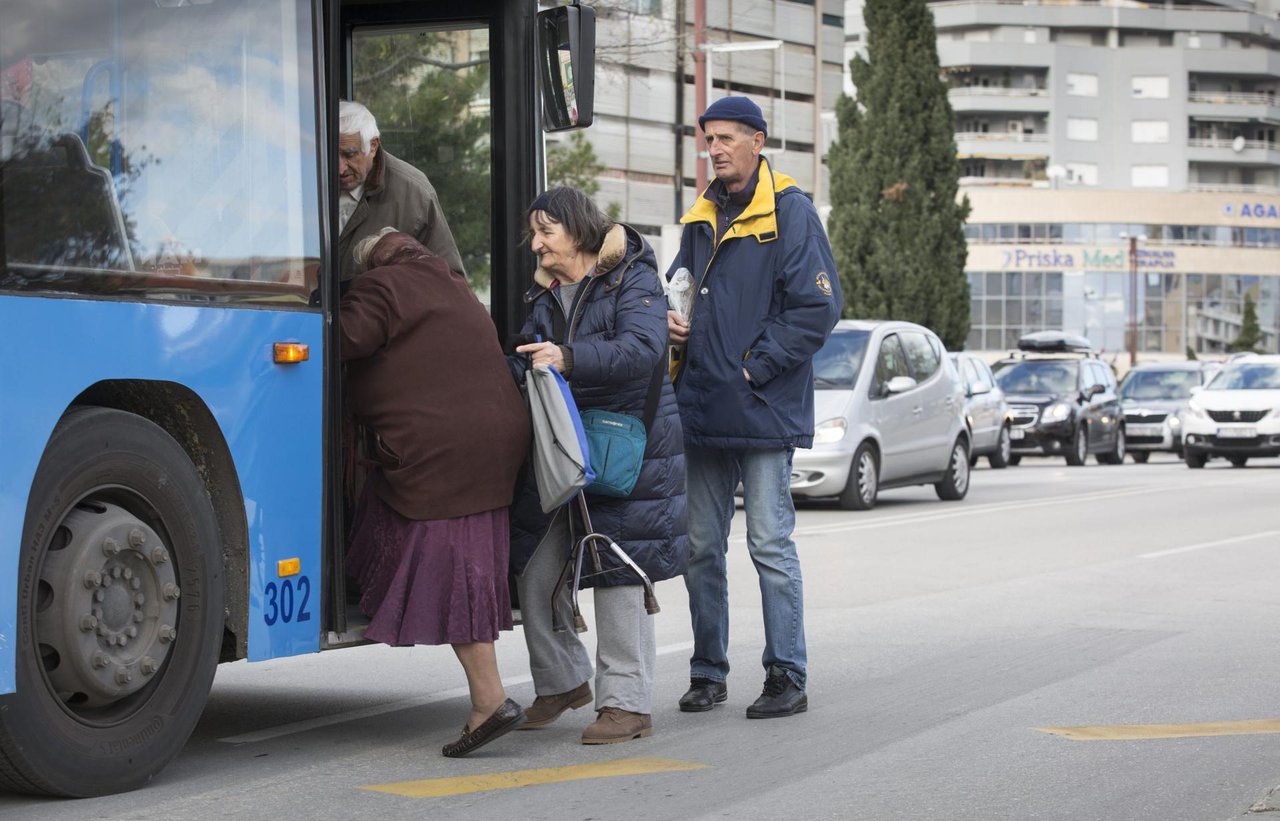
[680,157,798,242]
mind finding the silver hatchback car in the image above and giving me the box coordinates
[791,320,970,510]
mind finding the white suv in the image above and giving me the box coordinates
[1180,354,1280,468]
[791,320,969,510]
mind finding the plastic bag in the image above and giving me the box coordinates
[664,267,693,322]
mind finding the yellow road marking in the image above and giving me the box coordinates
[1036,719,1280,741]
[360,757,710,798]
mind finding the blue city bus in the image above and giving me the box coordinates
[0,0,593,797]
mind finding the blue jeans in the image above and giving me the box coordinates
[684,446,806,690]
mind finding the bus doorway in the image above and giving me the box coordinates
[321,0,540,643]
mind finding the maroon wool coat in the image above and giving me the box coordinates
[340,255,530,521]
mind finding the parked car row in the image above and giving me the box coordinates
[791,326,1275,510]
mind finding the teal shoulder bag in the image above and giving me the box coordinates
[580,352,665,498]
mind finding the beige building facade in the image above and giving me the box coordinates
[962,189,1280,357]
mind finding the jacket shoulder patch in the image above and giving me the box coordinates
[816,272,834,297]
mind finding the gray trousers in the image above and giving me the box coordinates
[516,511,656,714]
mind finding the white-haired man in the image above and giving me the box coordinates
[337,100,464,281]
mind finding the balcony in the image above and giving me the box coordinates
[1190,91,1276,107]
[958,176,1041,188]
[1187,137,1280,166]
[937,41,1052,70]
[931,1,1260,34]
[949,86,1052,113]
[1188,183,1280,195]
[1188,91,1280,125]
[955,131,1050,160]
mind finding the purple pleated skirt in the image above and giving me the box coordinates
[346,486,514,647]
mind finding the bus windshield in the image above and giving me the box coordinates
[2,0,320,304]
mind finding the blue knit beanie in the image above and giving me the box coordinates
[698,96,768,136]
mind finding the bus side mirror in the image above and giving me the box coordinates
[537,4,595,132]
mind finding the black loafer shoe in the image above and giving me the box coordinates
[678,677,728,712]
[441,698,525,758]
[746,666,807,719]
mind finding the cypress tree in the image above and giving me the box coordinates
[828,0,971,349]
[1231,293,1262,353]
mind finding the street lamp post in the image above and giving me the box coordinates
[1120,232,1146,367]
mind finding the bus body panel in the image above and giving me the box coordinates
[0,296,324,695]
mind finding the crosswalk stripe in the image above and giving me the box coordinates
[360,756,710,798]
[1035,719,1280,741]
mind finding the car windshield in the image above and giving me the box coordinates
[813,330,870,389]
[1206,362,1280,391]
[1119,369,1200,401]
[993,360,1078,395]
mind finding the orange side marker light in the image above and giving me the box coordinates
[273,343,309,364]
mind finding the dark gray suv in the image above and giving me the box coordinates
[992,332,1126,466]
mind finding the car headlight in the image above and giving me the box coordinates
[1167,414,1181,429]
[1045,402,1071,422]
[813,417,847,445]
[1184,404,1208,421]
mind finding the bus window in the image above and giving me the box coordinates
[0,0,320,305]
[351,26,493,305]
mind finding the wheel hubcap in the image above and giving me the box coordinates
[953,444,970,493]
[858,453,877,503]
[37,501,180,712]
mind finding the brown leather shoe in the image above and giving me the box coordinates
[581,707,652,745]
[440,698,525,758]
[519,682,592,729]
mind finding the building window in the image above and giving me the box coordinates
[1067,118,1099,141]
[1132,76,1169,98]
[1065,164,1098,185]
[1131,120,1170,144]
[822,14,843,27]
[1131,165,1170,187]
[1066,73,1098,97]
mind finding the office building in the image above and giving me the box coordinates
[848,0,1280,358]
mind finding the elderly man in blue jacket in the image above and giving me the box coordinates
[667,96,841,719]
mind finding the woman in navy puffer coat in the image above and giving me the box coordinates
[509,187,688,745]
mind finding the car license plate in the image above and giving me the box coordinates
[1128,424,1160,436]
[1010,428,1025,440]
[1217,426,1256,439]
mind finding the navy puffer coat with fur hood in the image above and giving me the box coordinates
[508,224,689,587]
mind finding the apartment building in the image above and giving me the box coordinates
[848,0,1280,358]
[557,0,845,245]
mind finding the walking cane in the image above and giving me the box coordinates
[550,491,660,633]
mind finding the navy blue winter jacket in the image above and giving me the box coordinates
[668,158,842,449]
[508,224,689,587]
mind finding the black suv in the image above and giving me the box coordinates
[991,332,1126,466]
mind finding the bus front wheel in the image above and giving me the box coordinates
[0,407,223,797]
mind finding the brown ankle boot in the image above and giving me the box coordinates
[519,682,592,729]
[581,707,652,745]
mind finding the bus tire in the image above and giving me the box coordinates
[0,407,223,797]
